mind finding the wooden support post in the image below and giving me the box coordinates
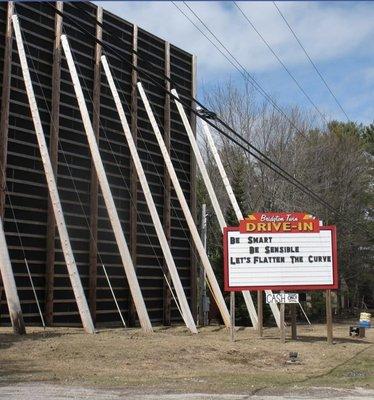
[326,289,333,345]
[163,41,172,326]
[61,35,152,333]
[189,55,198,321]
[0,1,13,218]
[102,56,197,334]
[257,290,263,337]
[88,5,103,326]
[0,9,24,332]
[230,291,235,342]
[128,24,138,327]
[13,16,95,334]
[138,82,231,328]
[291,303,297,340]
[173,90,258,328]
[0,1,14,310]
[45,0,63,326]
[198,203,208,326]
[0,218,26,334]
[280,291,285,343]
[200,119,281,329]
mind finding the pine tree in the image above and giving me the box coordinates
[225,155,249,226]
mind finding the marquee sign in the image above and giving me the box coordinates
[224,213,338,291]
[239,212,320,233]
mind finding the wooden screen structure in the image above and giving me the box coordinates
[0,1,197,327]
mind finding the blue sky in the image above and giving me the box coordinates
[96,1,374,125]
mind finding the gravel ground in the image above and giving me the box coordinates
[0,383,373,400]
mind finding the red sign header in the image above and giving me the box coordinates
[239,212,320,234]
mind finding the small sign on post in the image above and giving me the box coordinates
[266,293,299,304]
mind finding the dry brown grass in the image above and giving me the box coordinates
[0,323,373,393]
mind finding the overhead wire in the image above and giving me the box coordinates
[272,1,350,121]
[165,3,349,214]
[171,1,315,136]
[70,1,313,138]
[231,0,328,123]
[63,2,337,215]
[47,3,368,235]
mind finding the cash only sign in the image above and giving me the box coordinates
[223,212,338,291]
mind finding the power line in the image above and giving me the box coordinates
[68,2,312,139]
[232,1,328,123]
[272,1,350,121]
[172,1,313,137]
[46,2,367,235]
[168,4,339,210]
[169,2,347,217]
[52,3,342,215]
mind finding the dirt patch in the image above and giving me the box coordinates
[0,323,372,394]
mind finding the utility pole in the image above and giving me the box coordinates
[199,204,209,326]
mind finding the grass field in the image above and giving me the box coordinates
[0,322,373,394]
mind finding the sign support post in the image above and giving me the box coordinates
[280,291,286,343]
[257,290,263,337]
[291,303,297,340]
[230,291,235,342]
[326,289,333,344]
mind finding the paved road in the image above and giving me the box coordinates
[0,384,373,400]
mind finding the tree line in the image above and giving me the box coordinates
[197,81,373,322]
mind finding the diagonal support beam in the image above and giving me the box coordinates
[101,55,197,334]
[0,218,26,334]
[138,82,231,328]
[12,15,95,333]
[172,89,259,328]
[61,35,152,333]
[0,1,15,322]
[200,119,281,328]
